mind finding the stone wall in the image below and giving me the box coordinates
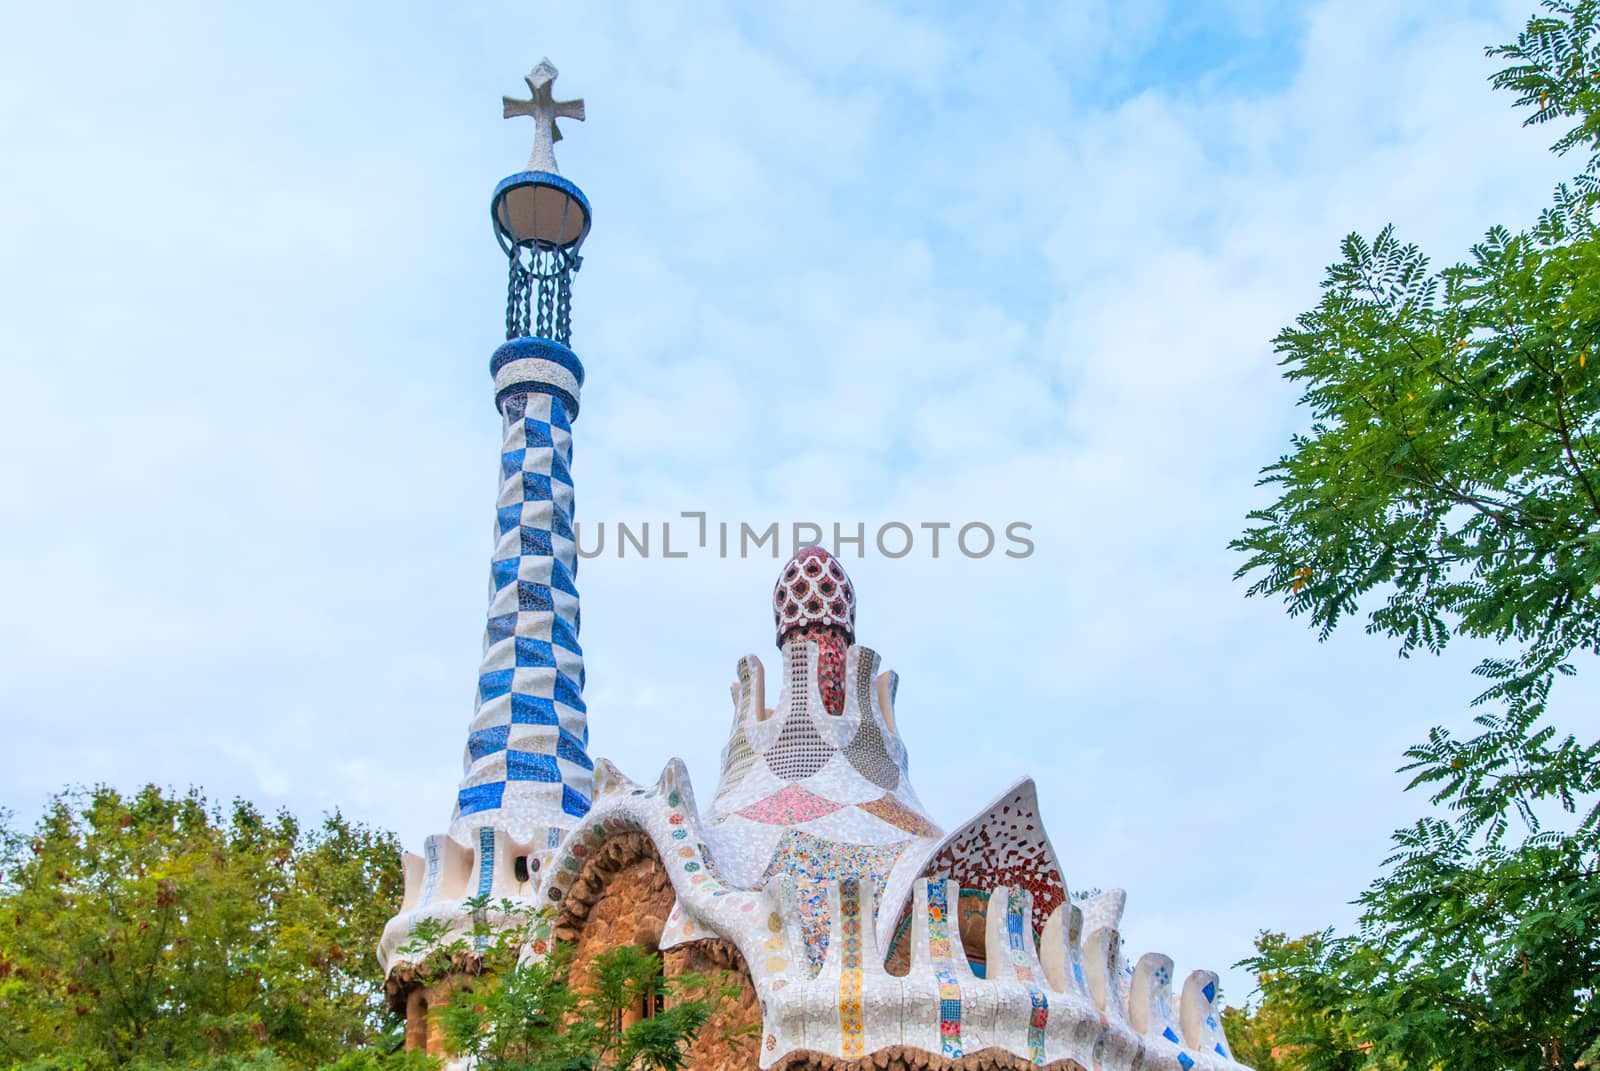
[400,975,470,1058]
[557,827,764,1070]
[664,938,764,1070]
[555,829,674,951]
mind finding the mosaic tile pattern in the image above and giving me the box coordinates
[837,877,865,1057]
[774,546,855,644]
[419,836,442,906]
[924,785,1064,935]
[385,495,1253,1071]
[705,581,945,913]
[842,706,901,788]
[716,727,758,796]
[1003,887,1049,1064]
[788,623,848,716]
[710,655,765,815]
[473,827,496,949]
[927,878,964,1058]
[453,383,592,842]
[384,699,1250,1071]
[475,827,497,898]
[1068,906,1091,997]
[1182,970,1234,1061]
[764,687,836,780]
[859,793,942,837]
[737,782,847,825]
[760,829,910,969]
[1132,951,1201,1071]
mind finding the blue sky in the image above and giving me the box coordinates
[3,0,1596,1005]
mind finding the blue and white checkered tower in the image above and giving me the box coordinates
[450,59,595,848]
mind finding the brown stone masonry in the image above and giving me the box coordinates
[556,827,763,1071]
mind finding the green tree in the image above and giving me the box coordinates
[398,896,745,1071]
[1233,3,1600,1069]
[0,785,405,1069]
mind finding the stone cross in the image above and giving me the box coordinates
[503,58,585,175]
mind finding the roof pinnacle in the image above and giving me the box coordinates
[502,58,586,174]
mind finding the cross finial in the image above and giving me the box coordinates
[503,58,585,175]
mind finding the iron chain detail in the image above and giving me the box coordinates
[536,248,555,340]
[505,255,531,339]
[504,245,580,346]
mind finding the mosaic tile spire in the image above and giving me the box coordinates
[450,60,595,845]
[450,360,591,844]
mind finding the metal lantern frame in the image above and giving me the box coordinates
[491,172,593,344]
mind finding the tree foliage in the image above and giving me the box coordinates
[399,896,746,1071]
[0,785,408,1069]
[1232,4,1600,1069]
[1492,0,1600,188]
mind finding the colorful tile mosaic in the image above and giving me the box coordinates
[737,782,847,825]
[788,624,848,716]
[384,407,1254,1071]
[774,546,855,645]
[925,785,1064,935]
[761,829,910,969]
[837,877,865,1058]
[859,793,942,837]
[1004,887,1049,1064]
[927,879,964,1058]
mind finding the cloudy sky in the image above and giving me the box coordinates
[3,0,1596,1003]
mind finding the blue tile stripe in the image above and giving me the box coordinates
[473,826,496,950]
[455,386,592,831]
[927,879,963,1058]
[458,781,505,816]
[476,827,496,897]
[419,836,442,905]
[1004,888,1048,1064]
[490,336,587,383]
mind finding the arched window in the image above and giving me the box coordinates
[405,989,430,1052]
[639,984,665,1022]
[958,889,989,979]
[616,943,666,1031]
[882,886,996,976]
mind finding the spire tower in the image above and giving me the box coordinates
[451,59,594,846]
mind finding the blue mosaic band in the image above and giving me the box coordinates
[1004,887,1049,1064]
[492,337,584,418]
[926,879,964,1058]
[452,368,592,842]
[490,171,593,255]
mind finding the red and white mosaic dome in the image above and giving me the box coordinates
[772,546,856,646]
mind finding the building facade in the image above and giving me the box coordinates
[378,61,1250,1071]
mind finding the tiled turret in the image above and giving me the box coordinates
[380,59,597,993]
[451,340,591,845]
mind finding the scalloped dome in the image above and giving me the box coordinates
[773,546,856,647]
